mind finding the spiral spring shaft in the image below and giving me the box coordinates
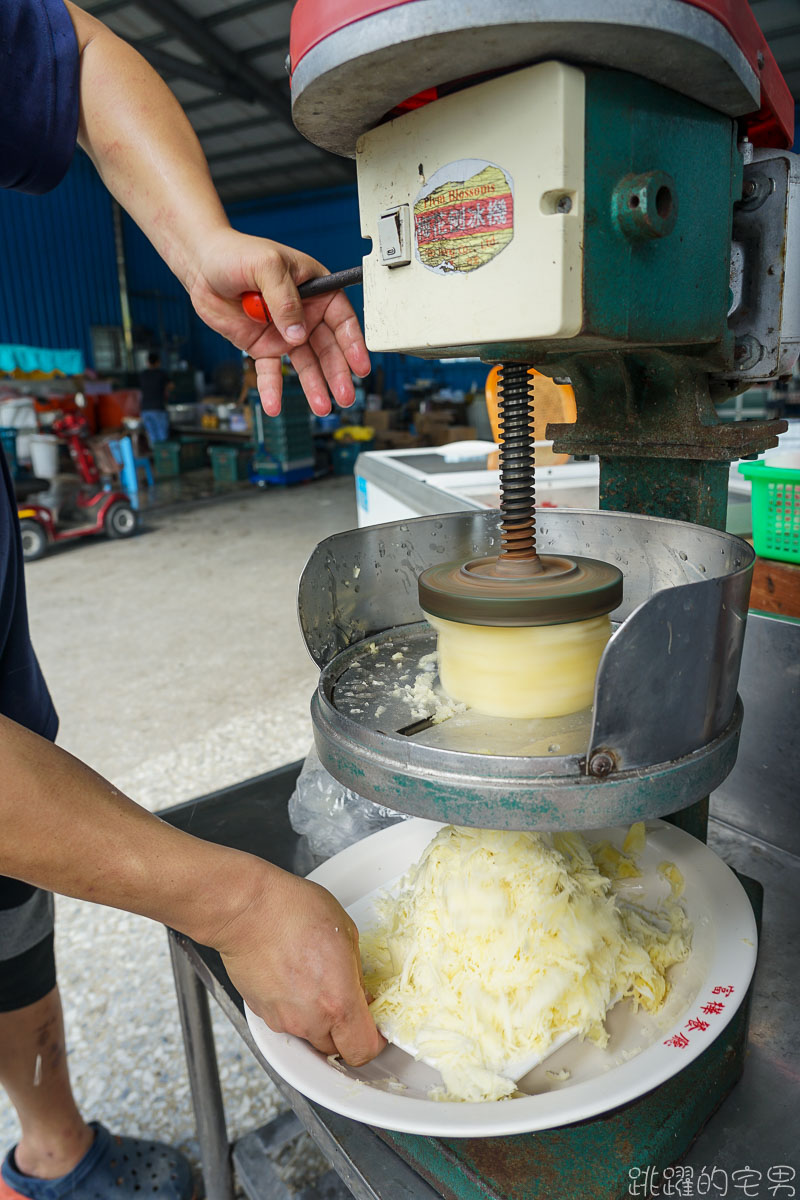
[497,362,540,570]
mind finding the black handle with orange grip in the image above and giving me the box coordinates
[241,266,364,325]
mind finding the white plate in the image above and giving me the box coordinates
[245,818,758,1137]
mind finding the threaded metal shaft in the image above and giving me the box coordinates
[497,362,541,573]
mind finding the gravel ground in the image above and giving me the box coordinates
[0,477,358,1196]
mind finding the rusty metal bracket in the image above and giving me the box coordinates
[547,351,786,461]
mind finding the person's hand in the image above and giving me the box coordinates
[214,863,386,1066]
[187,227,370,418]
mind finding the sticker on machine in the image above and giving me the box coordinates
[414,159,514,275]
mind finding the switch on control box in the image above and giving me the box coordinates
[378,205,411,266]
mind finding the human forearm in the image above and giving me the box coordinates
[0,714,384,1064]
[63,2,370,418]
[0,713,262,947]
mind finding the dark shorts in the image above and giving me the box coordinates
[0,877,56,1011]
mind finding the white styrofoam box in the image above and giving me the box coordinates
[0,396,37,428]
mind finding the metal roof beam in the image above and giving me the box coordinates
[203,0,288,29]
[243,35,289,62]
[90,0,133,16]
[132,0,293,128]
[182,95,239,115]
[215,159,354,192]
[134,43,257,103]
[200,115,277,140]
[135,18,287,55]
[206,135,301,164]
[761,23,800,42]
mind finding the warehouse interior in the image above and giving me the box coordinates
[1,2,800,1199]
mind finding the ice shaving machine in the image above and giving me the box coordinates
[290,2,798,1196]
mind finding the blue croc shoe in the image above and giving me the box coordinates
[0,1122,195,1200]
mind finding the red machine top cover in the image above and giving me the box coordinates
[290,0,794,148]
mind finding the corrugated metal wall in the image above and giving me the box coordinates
[0,154,486,397]
[120,213,194,367]
[0,152,120,364]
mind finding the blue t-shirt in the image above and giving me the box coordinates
[0,451,58,740]
[0,0,77,739]
[0,0,79,193]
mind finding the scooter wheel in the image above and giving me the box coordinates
[19,519,48,561]
[105,502,138,539]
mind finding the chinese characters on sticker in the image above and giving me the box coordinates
[413,161,514,274]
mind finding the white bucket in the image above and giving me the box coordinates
[29,434,60,479]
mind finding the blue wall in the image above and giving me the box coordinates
[0,153,121,365]
[0,154,487,397]
[120,214,193,366]
[0,154,374,375]
[2,100,799,390]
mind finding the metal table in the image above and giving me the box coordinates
[162,765,442,1200]
[161,750,799,1200]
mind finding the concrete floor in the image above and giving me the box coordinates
[29,475,357,803]
[0,475,359,1194]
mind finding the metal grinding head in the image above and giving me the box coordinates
[418,553,623,626]
[418,363,623,626]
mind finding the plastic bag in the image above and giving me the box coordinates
[288,746,409,861]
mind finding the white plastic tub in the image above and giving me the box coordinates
[29,433,60,479]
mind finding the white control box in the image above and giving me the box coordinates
[356,61,586,355]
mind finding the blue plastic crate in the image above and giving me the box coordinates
[0,428,18,477]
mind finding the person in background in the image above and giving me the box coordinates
[0,3,381,1200]
[238,355,260,410]
[138,350,174,445]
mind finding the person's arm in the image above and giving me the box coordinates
[0,713,385,1066]
[63,1,369,418]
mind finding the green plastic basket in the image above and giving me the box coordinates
[738,460,800,564]
[152,440,182,478]
[209,444,250,482]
